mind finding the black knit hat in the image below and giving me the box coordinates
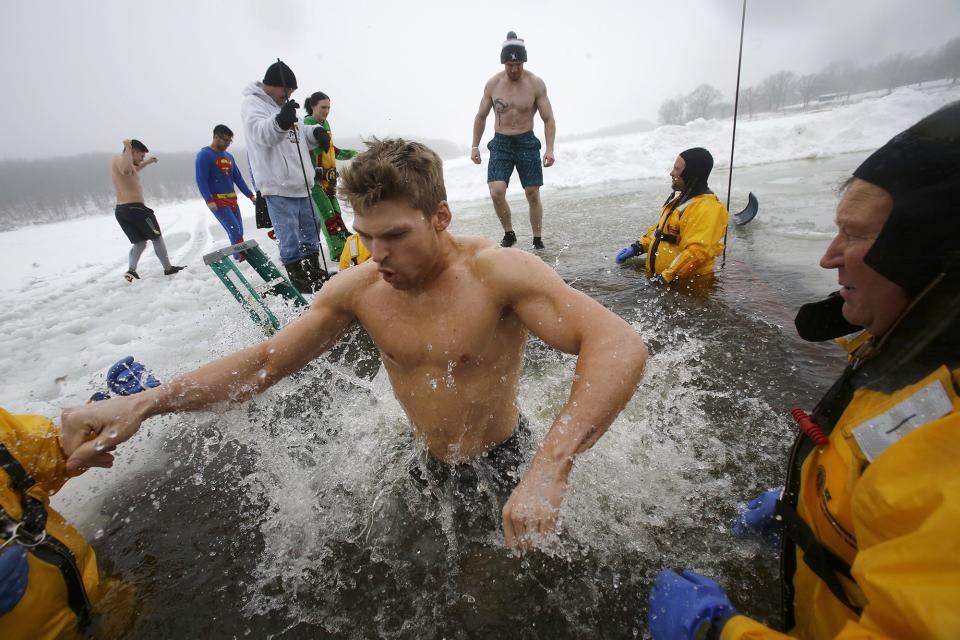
[263,61,297,89]
[501,31,527,64]
[856,101,960,295]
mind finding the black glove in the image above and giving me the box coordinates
[275,100,300,130]
[314,126,331,149]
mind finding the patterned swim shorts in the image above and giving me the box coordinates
[487,131,543,188]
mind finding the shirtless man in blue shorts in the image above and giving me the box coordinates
[471,32,556,250]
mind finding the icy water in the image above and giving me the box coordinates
[77,154,859,638]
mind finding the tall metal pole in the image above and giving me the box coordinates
[722,0,747,266]
[276,58,330,274]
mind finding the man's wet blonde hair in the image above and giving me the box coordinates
[339,138,447,216]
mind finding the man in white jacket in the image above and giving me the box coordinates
[241,60,332,293]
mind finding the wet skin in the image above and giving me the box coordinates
[61,199,647,548]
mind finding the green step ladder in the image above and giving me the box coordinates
[203,239,308,334]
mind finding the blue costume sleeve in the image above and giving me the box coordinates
[195,148,214,202]
[229,152,254,198]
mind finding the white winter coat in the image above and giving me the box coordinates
[240,81,325,197]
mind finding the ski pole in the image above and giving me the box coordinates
[276,58,330,275]
[722,0,747,267]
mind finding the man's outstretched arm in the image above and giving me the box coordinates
[61,275,360,470]
[485,250,648,547]
[135,156,158,172]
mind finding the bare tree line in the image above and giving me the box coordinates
[658,36,960,125]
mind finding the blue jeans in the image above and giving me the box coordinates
[264,196,320,265]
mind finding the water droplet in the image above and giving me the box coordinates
[94,440,106,452]
[107,429,118,439]
[257,369,268,380]
[426,343,433,351]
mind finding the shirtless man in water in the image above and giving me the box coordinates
[111,139,184,282]
[472,31,556,250]
[63,139,646,549]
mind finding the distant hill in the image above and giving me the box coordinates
[560,118,657,142]
[0,151,201,230]
[334,135,467,160]
[0,136,466,230]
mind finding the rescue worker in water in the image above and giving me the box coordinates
[647,102,960,638]
[0,407,138,639]
[616,147,728,286]
[0,359,155,638]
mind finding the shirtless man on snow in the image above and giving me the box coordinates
[111,139,184,282]
[472,31,556,250]
[63,138,646,549]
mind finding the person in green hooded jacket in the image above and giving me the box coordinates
[304,91,358,261]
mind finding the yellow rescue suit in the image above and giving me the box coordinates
[0,409,98,639]
[339,233,371,270]
[640,193,728,282]
[721,337,960,639]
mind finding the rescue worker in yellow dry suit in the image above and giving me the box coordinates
[647,101,960,639]
[0,357,154,638]
[616,147,728,286]
[338,232,371,271]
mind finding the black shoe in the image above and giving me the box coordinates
[500,231,517,248]
[304,254,330,292]
[532,237,545,250]
[164,266,186,276]
[124,270,140,282]
[284,261,313,294]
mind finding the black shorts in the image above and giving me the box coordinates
[367,415,532,547]
[410,414,531,497]
[115,203,161,243]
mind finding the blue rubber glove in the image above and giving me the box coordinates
[731,488,782,544]
[648,569,737,640]
[649,274,669,286]
[107,356,161,396]
[0,545,29,615]
[616,241,643,264]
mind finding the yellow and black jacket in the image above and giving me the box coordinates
[339,233,371,270]
[640,192,728,282]
[0,409,98,639]
[722,311,960,638]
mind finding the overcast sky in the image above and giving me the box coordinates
[2,0,958,160]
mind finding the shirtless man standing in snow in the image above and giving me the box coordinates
[472,31,556,250]
[63,138,646,549]
[111,139,184,282]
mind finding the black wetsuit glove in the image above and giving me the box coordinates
[314,126,331,149]
[275,100,300,130]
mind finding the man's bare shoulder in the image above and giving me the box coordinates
[485,72,507,91]
[466,239,554,290]
[318,261,382,309]
[522,70,547,91]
